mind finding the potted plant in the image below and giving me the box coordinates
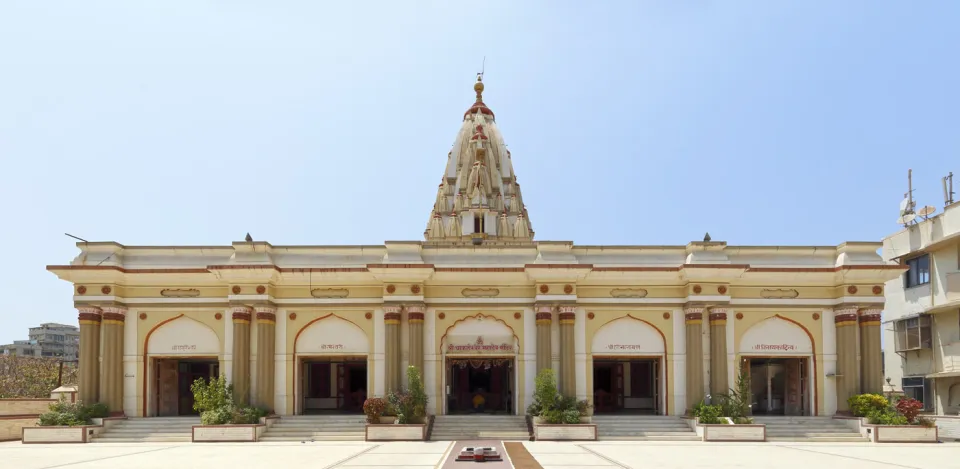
[189,375,274,442]
[364,366,428,441]
[528,369,596,441]
[22,400,113,443]
[706,369,765,441]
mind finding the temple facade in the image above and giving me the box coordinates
[48,77,905,419]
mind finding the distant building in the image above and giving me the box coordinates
[0,323,79,360]
[882,189,960,414]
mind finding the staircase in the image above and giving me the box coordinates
[753,416,868,442]
[430,415,530,441]
[592,415,700,441]
[92,417,197,443]
[259,415,366,442]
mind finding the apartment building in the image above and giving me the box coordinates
[882,185,960,415]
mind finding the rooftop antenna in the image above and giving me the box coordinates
[478,56,485,81]
[897,169,917,226]
[943,172,955,206]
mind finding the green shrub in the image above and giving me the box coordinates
[407,366,428,422]
[867,408,908,425]
[230,406,267,424]
[916,416,936,428]
[191,375,233,413]
[37,400,109,427]
[847,393,888,417]
[528,369,560,417]
[387,389,415,424]
[200,406,233,426]
[692,401,726,424]
[715,367,751,421]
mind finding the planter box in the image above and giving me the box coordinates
[871,425,938,443]
[533,424,597,441]
[365,423,426,441]
[700,423,766,442]
[192,424,265,442]
[22,426,91,444]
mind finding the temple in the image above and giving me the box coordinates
[48,77,905,439]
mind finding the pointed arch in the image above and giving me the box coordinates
[440,313,519,355]
[294,313,370,355]
[592,314,666,355]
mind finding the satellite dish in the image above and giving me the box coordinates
[917,206,936,218]
[899,197,910,213]
[897,213,917,225]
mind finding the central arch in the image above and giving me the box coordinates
[440,313,519,416]
[739,315,817,416]
[590,315,668,415]
[142,315,222,417]
[293,314,371,415]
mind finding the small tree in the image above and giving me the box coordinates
[895,397,923,424]
[716,366,752,423]
[190,375,233,413]
[527,368,560,416]
[407,366,428,421]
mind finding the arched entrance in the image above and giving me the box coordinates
[294,314,370,415]
[144,315,221,416]
[440,314,519,415]
[739,316,815,416]
[590,316,667,415]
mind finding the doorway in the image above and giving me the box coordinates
[746,357,807,416]
[446,358,513,414]
[300,358,367,414]
[154,358,219,416]
[592,358,661,414]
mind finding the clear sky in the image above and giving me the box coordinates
[1,1,957,345]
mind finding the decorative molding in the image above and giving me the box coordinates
[256,285,266,295]
[76,286,87,295]
[609,288,648,298]
[847,286,858,295]
[386,284,396,294]
[232,286,242,294]
[310,288,350,299]
[662,312,670,320]
[760,289,799,299]
[410,285,421,294]
[717,285,728,295]
[214,313,222,320]
[461,288,500,298]
[139,313,147,320]
[160,288,201,298]
[514,312,522,319]
[101,286,112,295]
[587,312,595,320]
[539,285,549,294]
[563,284,573,294]
[736,312,744,320]
[692,285,702,294]
[812,313,820,320]
[872,285,883,295]
[289,312,297,320]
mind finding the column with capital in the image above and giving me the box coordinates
[535,305,553,375]
[558,305,576,397]
[77,306,102,404]
[384,305,402,392]
[232,306,252,405]
[407,305,425,375]
[708,308,728,396]
[256,306,277,410]
[834,305,860,412]
[99,306,126,413]
[859,308,883,395]
[684,307,705,411]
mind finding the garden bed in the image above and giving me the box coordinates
[20,417,125,444]
[845,393,938,443]
[871,425,938,443]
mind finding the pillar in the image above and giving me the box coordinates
[684,307,705,411]
[232,306,252,405]
[406,305,425,377]
[835,305,860,412]
[558,305,576,398]
[859,307,883,395]
[384,305,402,392]
[99,306,126,414]
[535,305,553,374]
[708,307,728,396]
[77,306,101,404]
[255,306,276,411]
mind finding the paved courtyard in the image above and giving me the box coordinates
[1,440,958,469]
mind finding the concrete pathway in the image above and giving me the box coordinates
[1,440,958,469]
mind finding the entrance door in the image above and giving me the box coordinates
[749,358,805,416]
[446,359,513,414]
[593,358,659,414]
[157,359,178,416]
[302,359,367,414]
[156,358,218,416]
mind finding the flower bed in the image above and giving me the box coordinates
[363,366,430,441]
[20,400,121,444]
[527,369,593,440]
[845,394,938,443]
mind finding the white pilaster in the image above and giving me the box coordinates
[523,307,536,414]
[672,308,686,415]
[424,308,438,415]
[574,307,587,401]
[123,308,138,416]
[821,307,838,416]
[274,308,288,415]
[374,307,386,397]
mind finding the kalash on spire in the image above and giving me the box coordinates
[424,75,534,243]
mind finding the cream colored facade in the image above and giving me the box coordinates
[48,78,906,418]
[882,198,960,414]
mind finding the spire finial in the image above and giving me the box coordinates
[474,73,484,102]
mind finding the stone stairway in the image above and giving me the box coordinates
[752,416,868,442]
[258,414,366,442]
[592,415,700,441]
[92,417,197,443]
[430,415,530,441]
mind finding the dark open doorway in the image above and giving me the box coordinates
[155,358,219,416]
[592,358,660,414]
[300,358,367,414]
[746,357,807,416]
[446,358,513,414]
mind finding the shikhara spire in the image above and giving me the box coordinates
[424,76,534,242]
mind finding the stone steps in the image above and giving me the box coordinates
[92,417,198,443]
[260,415,365,442]
[430,415,530,441]
[752,417,867,442]
[591,416,698,441]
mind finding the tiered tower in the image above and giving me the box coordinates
[424,76,534,242]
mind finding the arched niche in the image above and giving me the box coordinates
[442,314,518,355]
[739,316,813,355]
[592,316,665,355]
[147,316,220,356]
[295,315,369,355]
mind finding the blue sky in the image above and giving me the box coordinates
[1,1,957,344]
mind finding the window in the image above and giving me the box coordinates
[904,254,931,288]
[894,315,932,351]
[902,377,933,411]
[473,215,484,234]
